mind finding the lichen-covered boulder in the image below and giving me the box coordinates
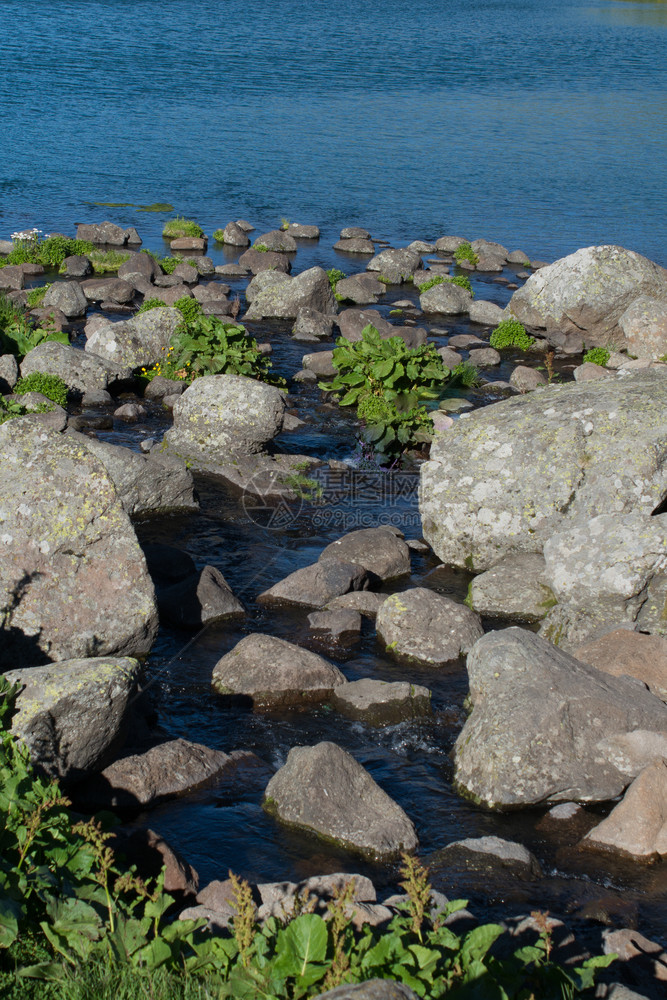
[20,341,132,395]
[263,742,418,858]
[163,374,286,472]
[453,628,667,809]
[377,589,483,666]
[366,248,422,284]
[618,295,667,360]
[420,370,667,572]
[540,511,667,648]
[506,245,667,347]
[85,306,181,367]
[0,421,158,666]
[244,266,336,320]
[5,656,141,779]
[468,554,555,623]
[419,282,471,315]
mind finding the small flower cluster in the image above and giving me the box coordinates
[140,345,191,383]
[11,227,43,242]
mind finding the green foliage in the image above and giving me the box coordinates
[213,229,226,243]
[14,373,68,407]
[0,293,69,360]
[319,325,453,462]
[451,361,482,389]
[253,244,269,252]
[26,284,51,308]
[0,688,616,997]
[85,249,131,274]
[140,250,184,275]
[162,217,204,239]
[326,268,346,291]
[582,346,610,367]
[489,319,535,351]
[0,233,96,270]
[173,296,204,328]
[0,397,52,424]
[418,275,474,296]
[453,242,479,266]
[136,298,165,315]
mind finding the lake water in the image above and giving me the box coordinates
[1,0,666,264]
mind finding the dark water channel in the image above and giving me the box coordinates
[59,233,667,948]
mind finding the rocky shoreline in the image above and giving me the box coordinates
[1,219,667,998]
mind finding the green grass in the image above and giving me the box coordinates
[213,228,225,242]
[26,284,51,307]
[418,275,473,296]
[14,372,68,406]
[162,217,204,239]
[85,249,131,273]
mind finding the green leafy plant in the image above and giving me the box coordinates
[280,218,290,232]
[320,325,455,462]
[582,346,610,367]
[417,275,473,296]
[0,293,69,359]
[213,229,226,242]
[489,318,535,351]
[326,268,346,291]
[85,249,131,274]
[162,217,204,239]
[136,297,165,315]
[453,242,479,266]
[14,373,68,407]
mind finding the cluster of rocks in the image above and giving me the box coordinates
[2,220,667,998]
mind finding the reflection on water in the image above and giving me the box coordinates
[600,0,667,28]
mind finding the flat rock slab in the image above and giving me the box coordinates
[263,741,418,859]
[377,588,483,666]
[325,591,386,618]
[5,657,140,780]
[331,678,432,726]
[0,422,158,666]
[574,629,667,702]
[319,527,411,582]
[212,633,345,708]
[78,738,250,809]
[583,759,667,858]
[420,370,667,572]
[454,628,667,809]
[259,559,369,608]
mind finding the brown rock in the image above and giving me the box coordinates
[169,237,207,251]
[584,759,667,857]
[574,629,667,702]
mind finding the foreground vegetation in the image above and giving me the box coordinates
[0,675,614,998]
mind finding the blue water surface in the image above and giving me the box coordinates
[1,0,665,263]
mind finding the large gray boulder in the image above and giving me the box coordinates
[618,295,667,360]
[419,281,472,315]
[0,421,158,666]
[377,589,483,666]
[453,628,667,809]
[162,374,286,472]
[506,245,667,347]
[68,433,198,517]
[20,341,132,395]
[5,656,141,780]
[468,554,555,623]
[85,307,181,368]
[254,230,298,253]
[540,511,667,647]
[263,742,418,858]
[420,370,667,571]
[212,634,345,708]
[244,266,337,320]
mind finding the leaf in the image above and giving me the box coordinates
[0,897,20,948]
[272,913,327,978]
[17,962,67,982]
[460,924,504,967]
[339,388,363,407]
[373,358,395,380]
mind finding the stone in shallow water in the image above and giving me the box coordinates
[377,588,483,667]
[583,759,667,858]
[259,559,369,609]
[319,527,411,582]
[307,609,362,642]
[212,633,345,708]
[439,835,543,879]
[331,678,432,726]
[263,741,418,858]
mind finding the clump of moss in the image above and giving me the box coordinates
[14,372,68,407]
[454,242,479,266]
[489,318,535,351]
[582,346,610,367]
[213,228,226,242]
[162,217,204,239]
[418,275,473,296]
